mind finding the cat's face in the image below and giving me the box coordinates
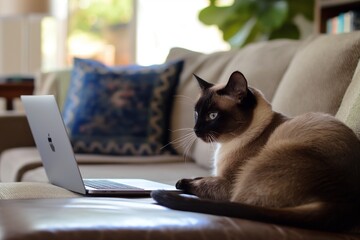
[193,71,257,143]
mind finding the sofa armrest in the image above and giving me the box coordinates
[0,112,35,154]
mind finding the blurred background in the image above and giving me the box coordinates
[0,0,315,74]
[0,0,316,110]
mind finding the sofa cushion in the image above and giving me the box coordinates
[166,40,300,168]
[336,60,360,138]
[0,147,186,182]
[272,32,360,116]
[222,40,301,102]
[0,147,209,184]
[62,58,184,156]
[0,182,79,199]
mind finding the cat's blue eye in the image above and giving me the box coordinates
[194,111,198,121]
[208,112,218,120]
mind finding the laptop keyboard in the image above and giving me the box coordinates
[84,179,143,190]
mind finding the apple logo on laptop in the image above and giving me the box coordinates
[48,134,56,152]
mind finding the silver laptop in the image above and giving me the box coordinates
[21,95,179,196]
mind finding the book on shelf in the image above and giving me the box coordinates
[326,11,360,34]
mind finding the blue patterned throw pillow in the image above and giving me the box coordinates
[62,58,184,156]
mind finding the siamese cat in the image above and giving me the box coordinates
[151,71,360,232]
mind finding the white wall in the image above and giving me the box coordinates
[0,16,42,75]
[0,0,68,76]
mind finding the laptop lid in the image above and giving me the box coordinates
[21,95,87,194]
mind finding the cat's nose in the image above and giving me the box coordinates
[194,128,200,135]
[194,128,203,138]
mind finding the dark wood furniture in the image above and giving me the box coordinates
[0,82,34,110]
[315,0,360,33]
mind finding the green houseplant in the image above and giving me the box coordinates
[199,0,314,48]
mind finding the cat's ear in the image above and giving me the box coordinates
[193,74,213,91]
[217,71,248,103]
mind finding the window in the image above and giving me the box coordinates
[136,0,230,65]
[46,0,230,68]
[67,0,133,66]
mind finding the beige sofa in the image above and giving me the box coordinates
[1,32,360,188]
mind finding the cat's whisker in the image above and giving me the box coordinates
[164,132,196,153]
[175,136,193,149]
[164,132,196,150]
[173,132,196,144]
[160,142,173,150]
[209,138,215,149]
[208,132,218,149]
[182,134,197,163]
[161,132,195,150]
[162,130,197,163]
[174,94,195,103]
[173,95,195,107]
[169,128,194,133]
[167,128,195,147]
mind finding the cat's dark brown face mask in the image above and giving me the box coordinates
[193,71,257,143]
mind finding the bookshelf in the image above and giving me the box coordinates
[315,0,360,33]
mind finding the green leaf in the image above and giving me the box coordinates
[198,5,233,26]
[257,1,288,31]
[228,17,257,48]
[241,21,263,47]
[221,19,248,41]
[220,9,253,40]
[287,0,314,21]
[269,22,300,39]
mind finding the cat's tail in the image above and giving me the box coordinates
[151,190,358,232]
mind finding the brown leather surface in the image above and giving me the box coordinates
[0,198,360,240]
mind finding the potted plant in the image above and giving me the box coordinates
[199,0,314,48]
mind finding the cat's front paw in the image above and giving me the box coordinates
[175,177,203,194]
[175,178,192,190]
